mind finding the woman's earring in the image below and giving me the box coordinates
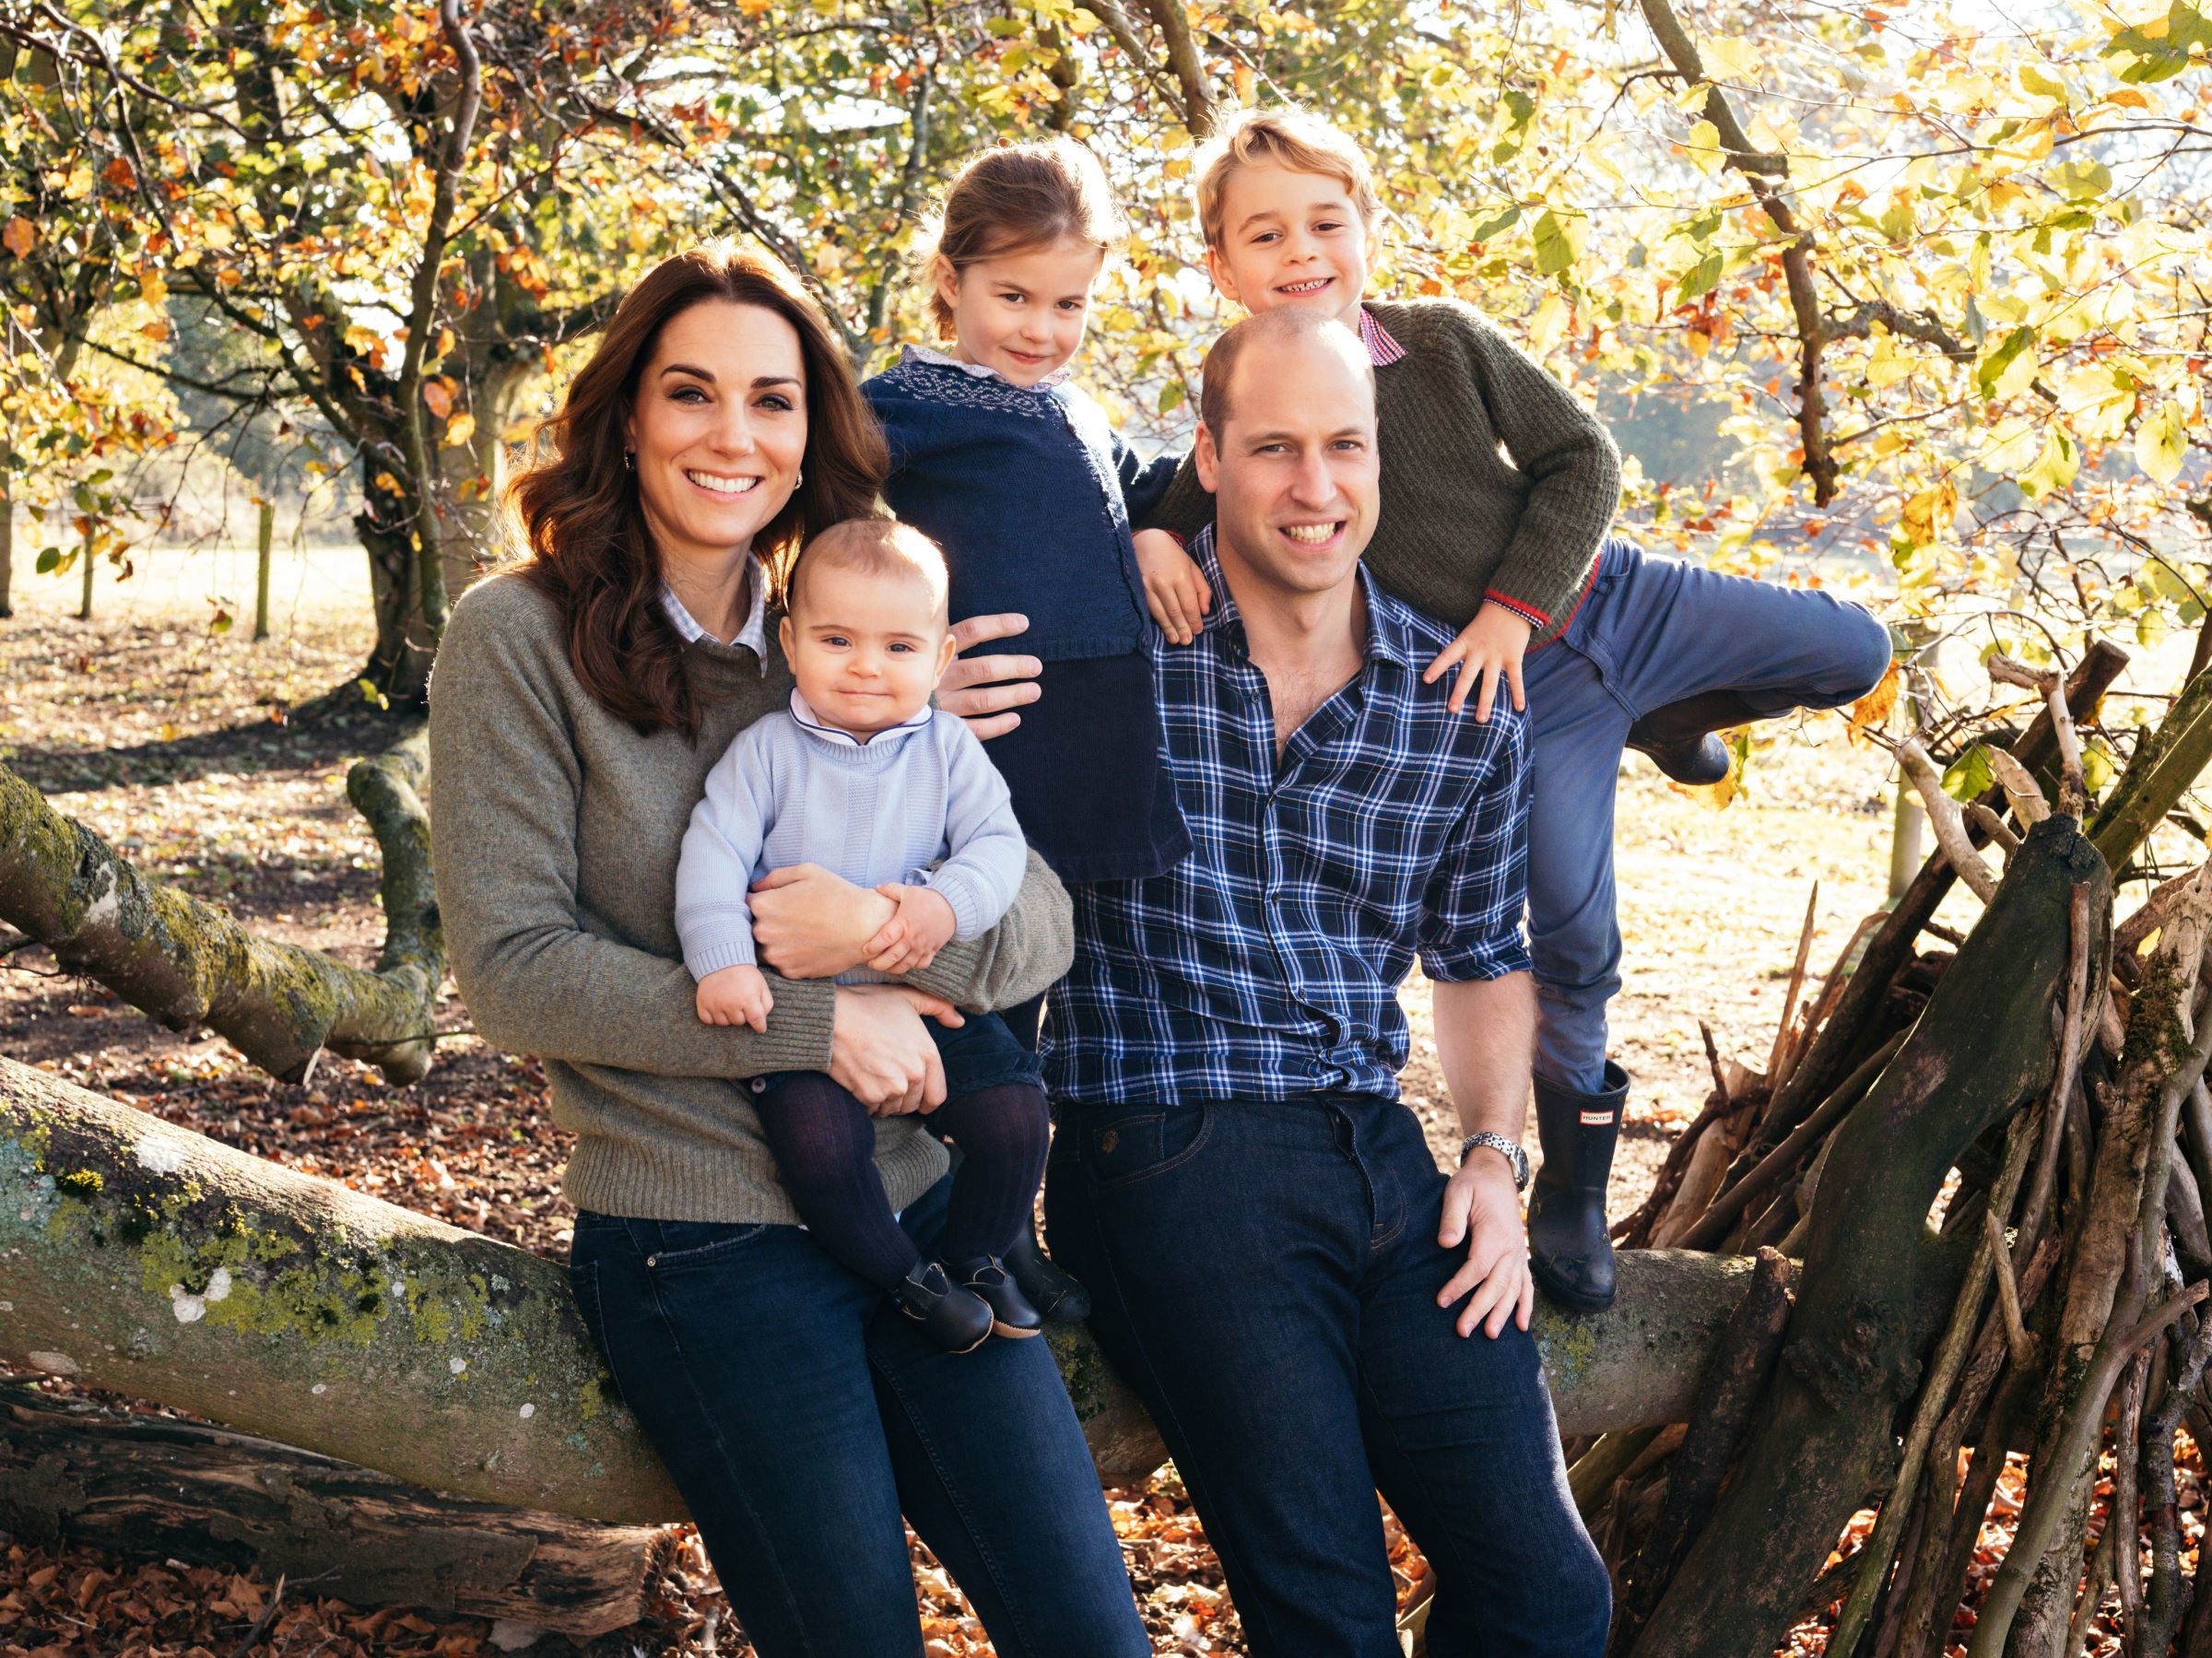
[794,468,804,488]
[623,451,635,471]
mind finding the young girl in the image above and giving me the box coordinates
[862,140,1187,1318]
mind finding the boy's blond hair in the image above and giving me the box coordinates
[1193,108,1382,252]
[786,518,949,625]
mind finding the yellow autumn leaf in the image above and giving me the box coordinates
[442,410,477,448]
[2018,429,2078,500]
[2135,399,2187,486]
[1683,119,1725,176]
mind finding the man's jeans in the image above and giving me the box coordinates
[1046,1091,1611,1657]
[1526,537,1893,1092]
[569,1174,1148,1658]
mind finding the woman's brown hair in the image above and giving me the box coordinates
[509,242,887,739]
[919,138,1124,336]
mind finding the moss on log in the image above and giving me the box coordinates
[0,732,441,1086]
[0,1058,1763,1516]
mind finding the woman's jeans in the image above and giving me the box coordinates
[1047,1091,1612,1658]
[569,1175,1148,1658]
[1526,536,1893,1093]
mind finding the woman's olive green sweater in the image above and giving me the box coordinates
[427,572,1074,1226]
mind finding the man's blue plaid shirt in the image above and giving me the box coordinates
[1043,523,1534,1106]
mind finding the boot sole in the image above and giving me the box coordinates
[1531,1256,1618,1315]
[991,1320,1043,1339]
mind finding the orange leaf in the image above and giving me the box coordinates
[3,217,36,258]
[422,379,453,418]
[102,156,138,191]
[1847,658,1900,747]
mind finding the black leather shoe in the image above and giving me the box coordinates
[1529,1062,1630,1313]
[952,1255,1044,1339]
[1625,688,1766,786]
[1004,1219,1092,1323]
[895,1260,994,1353]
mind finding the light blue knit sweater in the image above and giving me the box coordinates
[674,693,1029,985]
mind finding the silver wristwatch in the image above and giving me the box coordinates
[1460,1132,1531,1191]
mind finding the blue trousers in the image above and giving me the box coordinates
[1527,538,1891,1091]
[1046,1092,1611,1657]
[568,1176,1149,1658]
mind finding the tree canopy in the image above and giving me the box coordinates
[2,0,2206,704]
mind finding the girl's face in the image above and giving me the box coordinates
[935,236,1104,387]
[626,300,808,571]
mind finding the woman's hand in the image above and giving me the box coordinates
[749,864,895,980]
[1133,529,1211,645]
[938,613,1042,740]
[830,984,966,1115]
[1423,601,1534,721]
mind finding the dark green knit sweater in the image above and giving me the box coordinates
[1145,298,1620,643]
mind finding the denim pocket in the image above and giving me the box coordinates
[641,1219,770,1271]
[1081,1106,1212,1190]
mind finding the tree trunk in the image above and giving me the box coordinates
[0,478,14,618]
[0,735,441,1086]
[443,358,534,606]
[0,1386,672,1640]
[1631,814,2112,1658]
[0,1058,1778,1518]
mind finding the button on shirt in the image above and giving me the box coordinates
[1044,524,1534,1106]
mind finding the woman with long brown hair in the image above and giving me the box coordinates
[426,242,1147,1657]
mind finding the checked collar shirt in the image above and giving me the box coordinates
[1043,523,1534,1107]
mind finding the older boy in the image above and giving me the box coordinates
[1135,109,1891,1311]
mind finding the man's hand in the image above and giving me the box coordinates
[1436,1150,1535,1337]
[695,963,774,1032]
[938,613,1042,740]
[865,883,959,973]
[1134,529,1211,645]
[1423,601,1534,721]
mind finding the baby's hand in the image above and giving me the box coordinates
[864,884,959,974]
[1134,529,1211,645]
[1425,601,1534,721]
[696,964,774,1032]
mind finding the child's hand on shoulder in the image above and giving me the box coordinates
[1134,529,1211,645]
[1425,601,1534,721]
[864,883,959,974]
[696,964,774,1032]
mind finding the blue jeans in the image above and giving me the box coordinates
[1046,1092,1610,1657]
[1526,537,1892,1091]
[568,1176,1148,1658]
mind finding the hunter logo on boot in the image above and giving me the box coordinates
[1580,1109,1615,1125]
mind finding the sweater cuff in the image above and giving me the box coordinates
[755,976,838,1073]
[1483,543,1605,643]
[684,934,759,979]
[921,867,996,941]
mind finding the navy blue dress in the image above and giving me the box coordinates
[863,351,1191,886]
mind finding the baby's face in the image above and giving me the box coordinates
[780,563,955,739]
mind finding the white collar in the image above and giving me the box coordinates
[660,555,769,673]
[904,342,1073,390]
[787,688,935,749]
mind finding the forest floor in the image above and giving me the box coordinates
[0,553,2158,1656]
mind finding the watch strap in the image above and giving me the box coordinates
[1460,1131,1530,1191]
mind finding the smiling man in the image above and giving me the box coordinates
[1041,308,1610,1657]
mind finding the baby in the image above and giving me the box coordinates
[674,519,1047,1352]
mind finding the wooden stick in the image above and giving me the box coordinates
[1899,738,2001,901]
[2116,1351,2148,1630]
[1701,1018,1731,1109]
[1985,746,2052,826]
[1966,802,2022,857]
[1768,883,1820,1083]
[2017,886,2095,1258]
[1966,1284,2209,1658]
[2138,1311,2212,1657]
[1982,1207,2037,1370]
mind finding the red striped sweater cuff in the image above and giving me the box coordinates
[1482,590,1552,629]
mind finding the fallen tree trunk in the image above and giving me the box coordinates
[1632,812,2112,1658]
[0,1384,671,1640]
[0,1056,1762,1514]
[0,733,441,1086]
